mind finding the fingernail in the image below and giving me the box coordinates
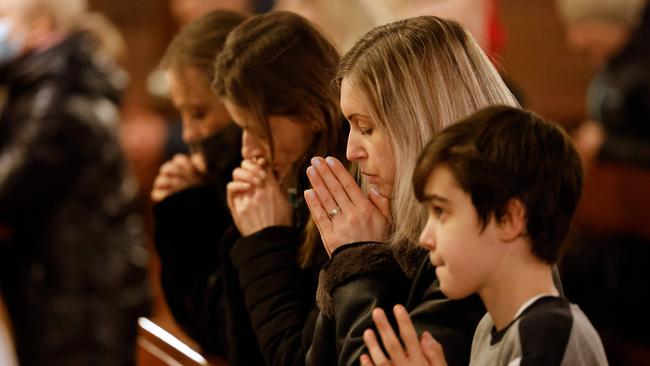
[305,189,316,198]
[423,331,435,346]
[307,166,316,176]
[370,186,380,195]
[325,156,335,166]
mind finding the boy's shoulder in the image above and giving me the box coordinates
[471,296,608,366]
[517,296,608,365]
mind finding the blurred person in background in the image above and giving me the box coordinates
[558,0,650,168]
[151,10,245,359]
[0,0,150,364]
[557,2,650,364]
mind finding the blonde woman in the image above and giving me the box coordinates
[304,16,518,365]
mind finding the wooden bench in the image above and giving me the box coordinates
[137,317,227,366]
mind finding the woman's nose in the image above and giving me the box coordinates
[241,130,263,160]
[346,133,367,162]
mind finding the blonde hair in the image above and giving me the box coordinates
[556,0,646,25]
[337,16,519,248]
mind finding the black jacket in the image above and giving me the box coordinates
[588,2,650,167]
[309,242,485,366]
[0,33,150,365]
[153,124,254,360]
[230,225,329,366]
[231,229,485,366]
[312,242,564,366]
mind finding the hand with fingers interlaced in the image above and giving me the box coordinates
[151,153,207,202]
[303,156,390,256]
[226,158,293,236]
[361,305,448,366]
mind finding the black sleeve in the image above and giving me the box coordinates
[310,242,411,366]
[0,110,92,215]
[230,226,318,366]
[153,185,232,355]
[314,246,485,366]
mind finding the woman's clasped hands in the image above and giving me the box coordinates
[226,158,293,236]
[303,156,390,256]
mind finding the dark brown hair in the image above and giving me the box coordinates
[413,106,583,263]
[160,10,246,81]
[212,11,345,266]
[212,11,343,164]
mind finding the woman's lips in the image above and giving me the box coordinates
[363,172,381,184]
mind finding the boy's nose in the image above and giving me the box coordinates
[418,220,436,251]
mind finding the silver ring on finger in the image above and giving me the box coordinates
[327,206,341,219]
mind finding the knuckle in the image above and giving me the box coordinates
[386,342,401,355]
[342,181,357,192]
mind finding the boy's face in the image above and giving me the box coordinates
[418,165,502,300]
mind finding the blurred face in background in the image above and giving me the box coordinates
[166,65,232,149]
[565,20,631,68]
[0,0,29,63]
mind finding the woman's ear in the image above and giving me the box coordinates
[498,198,527,242]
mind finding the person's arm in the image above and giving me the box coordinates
[230,226,319,366]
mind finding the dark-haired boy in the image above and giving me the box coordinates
[361,106,608,365]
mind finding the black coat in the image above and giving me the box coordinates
[0,33,150,365]
[588,2,650,167]
[312,242,484,366]
[231,229,485,366]
[310,242,563,366]
[152,124,266,363]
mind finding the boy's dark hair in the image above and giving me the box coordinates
[412,106,583,263]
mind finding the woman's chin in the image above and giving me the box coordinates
[369,184,392,199]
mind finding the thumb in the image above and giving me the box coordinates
[368,187,391,221]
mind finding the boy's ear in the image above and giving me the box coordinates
[498,198,527,242]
